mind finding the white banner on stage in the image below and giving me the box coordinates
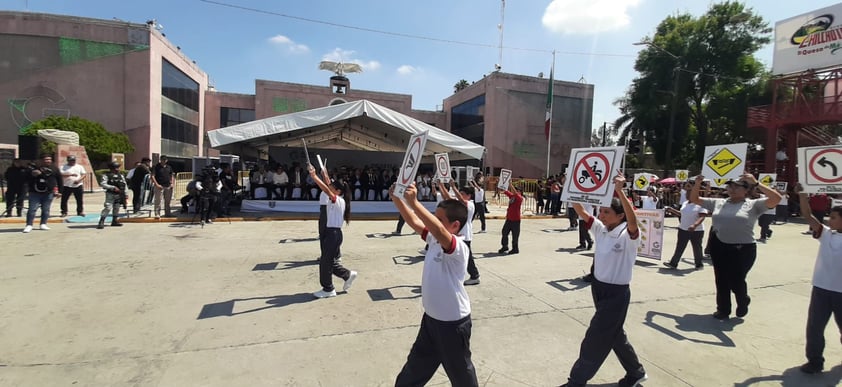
[635,209,664,260]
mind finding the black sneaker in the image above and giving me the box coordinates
[498,247,509,254]
[799,362,823,374]
[662,262,678,269]
[713,311,729,320]
[736,296,751,318]
[695,263,704,270]
[581,273,594,283]
[575,244,586,249]
[508,249,519,255]
[586,240,593,250]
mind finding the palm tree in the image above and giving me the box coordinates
[453,79,470,93]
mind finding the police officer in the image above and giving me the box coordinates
[98,161,127,229]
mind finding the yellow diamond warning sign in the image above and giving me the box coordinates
[705,148,742,177]
[760,175,773,186]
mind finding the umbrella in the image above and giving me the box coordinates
[658,177,679,184]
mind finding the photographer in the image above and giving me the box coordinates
[218,163,239,216]
[191,166,221,224]
[97,161,127,229]
[23,154,62,233]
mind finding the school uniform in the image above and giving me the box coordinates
[578,204,595,247]
[395,229,478,387]
[566,217,646,386]
[804,225,842,370]
[668,201,707,267]
[462,200,479,280]
[318,195,351,292]
[473,188,486,232]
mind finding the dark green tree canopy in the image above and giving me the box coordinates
[615,1,772,172]
[21,116,134,167]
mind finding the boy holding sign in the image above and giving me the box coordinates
[390,183,478,386]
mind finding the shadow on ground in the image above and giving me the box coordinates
[197,292,316,319]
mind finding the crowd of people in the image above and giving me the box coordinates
[4,154,842,384]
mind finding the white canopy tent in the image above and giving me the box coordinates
[207,99,485,161]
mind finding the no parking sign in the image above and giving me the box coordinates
[560,146,625,207]
[393,131,429,199]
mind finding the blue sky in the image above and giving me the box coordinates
[3,0,840,132]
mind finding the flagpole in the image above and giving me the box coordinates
[545,50,555,178]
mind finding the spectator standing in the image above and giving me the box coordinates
[59,155,86,217]
[470,179,486,233]
[151,155,175,218]
[23,154,61,233]
[4,158,27,217]
[129,157,151,213]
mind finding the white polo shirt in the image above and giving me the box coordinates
[587,217,640,285]
[459,200,474,242]
[678,201,707,231]
[474,188,484,203]
[325,195,345,228]
[812,225,842,293]
[641,196,658,210]
[421,229,471,321]
[319,191,329,205]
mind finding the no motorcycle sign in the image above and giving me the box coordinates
[561,146,625,207]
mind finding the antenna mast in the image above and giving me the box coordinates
[497,0,505,71]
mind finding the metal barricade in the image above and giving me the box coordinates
[174,172,193,201]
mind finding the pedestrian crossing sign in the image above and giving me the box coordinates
[701,143,748,184]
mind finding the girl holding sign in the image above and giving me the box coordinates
[308,164,357,299]
[561,171,647,387]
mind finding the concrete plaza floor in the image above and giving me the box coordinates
[0,196,841,386]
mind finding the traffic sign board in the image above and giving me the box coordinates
[758,173,776,187]
[706,148,741,176]
[675,170,689,181]
[434,153,451,183]
[799,145,842,193]
[498,169,512,190]
[633,173,651,191]
[561,146,625,207]
[394,131,429,199]
[572,153,610,193]
[701,143,748,183]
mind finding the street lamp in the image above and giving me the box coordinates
[634,39,681,178]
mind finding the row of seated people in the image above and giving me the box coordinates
[247,163,443,201]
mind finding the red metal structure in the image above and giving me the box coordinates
[747,66,842,184]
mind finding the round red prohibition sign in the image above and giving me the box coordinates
[573,152,610,193]
[401,137,423,185]
[437,155,448,176]
[808,148,842,184]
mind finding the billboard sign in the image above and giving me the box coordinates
[773,3,842,75]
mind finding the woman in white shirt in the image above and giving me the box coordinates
[664,182,707,269]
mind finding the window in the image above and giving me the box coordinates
[162,59,199,111]
[220,107,255,127]
[451,94,486,145]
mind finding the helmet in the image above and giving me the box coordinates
[109,161,121,169]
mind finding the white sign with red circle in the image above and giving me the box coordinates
[798,145,842,194]
[434,153,451,183]
[498,169,512,190]
[561,146,625,207]
[394,131,429,199]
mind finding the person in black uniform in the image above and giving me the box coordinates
[129,157,151,213]
[97,161,127,229]
[4,158,27,217]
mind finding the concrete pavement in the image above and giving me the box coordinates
[0,201,840,386]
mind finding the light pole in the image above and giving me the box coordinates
[634,39,680,178]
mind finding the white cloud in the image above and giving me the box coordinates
[268,34,309,53]
[322,48,380,72]
[542,0,640,35]
[397,65,416,75]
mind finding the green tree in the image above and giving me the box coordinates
[453,79,470,93]
[615,1,771,170]
[21,116,134,167]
